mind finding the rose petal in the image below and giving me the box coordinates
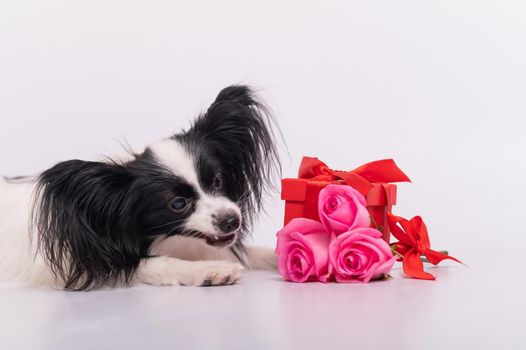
[348,227,383,239]
[373,256,396,278]
[287,249,314,282]
[329,228,395,283]
[319,185,371,235]
[350,204,372,230]
[279,242,312,282]
[289,231,330,280]
[359,260,382,283]
[276,218,331,283]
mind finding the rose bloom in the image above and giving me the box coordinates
[318,184,371,235]
[329,227,395,283]
[275,218,331,283]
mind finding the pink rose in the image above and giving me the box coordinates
[275,218,331,283]
[318,184,371,235]
[329,227,396,283]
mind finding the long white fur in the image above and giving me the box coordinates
[0,178,56,286]
[0,139,277,288]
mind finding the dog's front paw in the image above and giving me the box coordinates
[187,260,244,287]
[137,257,244,287]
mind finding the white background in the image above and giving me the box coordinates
[1,1,525,349]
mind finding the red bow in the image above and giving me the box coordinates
[387,214,463,280]
[298,157,412,196]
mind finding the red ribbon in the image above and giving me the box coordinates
[387,214,463,280]
[298,157,412,196]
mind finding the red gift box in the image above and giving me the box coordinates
[281,157,411,242]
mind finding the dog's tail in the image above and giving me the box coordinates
[2,175,36,184]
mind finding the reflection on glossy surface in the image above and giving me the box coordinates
[0,263,523,350]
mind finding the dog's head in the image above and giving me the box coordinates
[132,86,280,246]
[34,85,280,290]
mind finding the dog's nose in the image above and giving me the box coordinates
[217,214,241,234]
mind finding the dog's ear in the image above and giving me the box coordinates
[185,85,281,228]
[33,160,141,290]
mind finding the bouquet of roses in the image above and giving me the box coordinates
[276,159,462,283]
[276,185,396,283]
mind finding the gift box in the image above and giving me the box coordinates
[281,157,411,242]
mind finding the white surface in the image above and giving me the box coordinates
[1,265,523,350]
[0,0,525,349]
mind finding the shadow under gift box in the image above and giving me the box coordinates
[281,178,397,242]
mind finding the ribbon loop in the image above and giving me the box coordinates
[298,157,411,196]
[352,159,412,184]
[387,213,463,280]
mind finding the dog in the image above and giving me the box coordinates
[0,85,280,290]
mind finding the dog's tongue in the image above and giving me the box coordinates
[206,233,236,247]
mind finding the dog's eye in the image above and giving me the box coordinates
[169,197,189,212]
[213,174,223,190]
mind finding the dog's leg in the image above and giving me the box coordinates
[135,256,244,286]
[244,245,278,270]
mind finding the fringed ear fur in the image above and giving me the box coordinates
[182,85,281,231]
[33,160,142,290]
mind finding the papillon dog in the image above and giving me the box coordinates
[0,85,280,290]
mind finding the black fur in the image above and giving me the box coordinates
[178,86,280,236]
[33,85,280,290]
[34,160,141,290]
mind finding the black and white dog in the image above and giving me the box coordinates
[0,85,280,290]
